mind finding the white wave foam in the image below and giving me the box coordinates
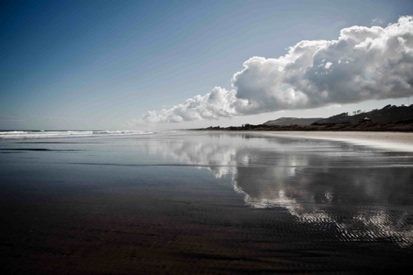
[0,130,154,139]
[93,130,153,135]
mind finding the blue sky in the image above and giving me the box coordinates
[1,0,413,130]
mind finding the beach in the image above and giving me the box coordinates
[1,130,413,274]
[256,131,413,152]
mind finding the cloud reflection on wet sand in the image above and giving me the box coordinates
[143,132,413,247]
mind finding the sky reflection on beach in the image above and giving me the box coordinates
[143,132,413,247]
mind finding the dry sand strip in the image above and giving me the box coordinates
[250,131,413,152]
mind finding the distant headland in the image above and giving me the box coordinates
[195,104,413,132]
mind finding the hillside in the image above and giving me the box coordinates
[264,117,322,126]
[199,104,413,132]
[313,104,413,125]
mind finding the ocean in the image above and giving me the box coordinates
[1,130,413,273]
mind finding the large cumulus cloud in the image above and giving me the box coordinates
[142,87,247,123]
[140,16,413,123]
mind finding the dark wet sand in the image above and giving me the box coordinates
[2,182,412,274]
[1,132,413,274]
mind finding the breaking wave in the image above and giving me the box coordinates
[0,130,154,139]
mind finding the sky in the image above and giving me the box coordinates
[1,0,413,130]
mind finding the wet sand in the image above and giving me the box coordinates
[255,131,413,151]
[3,185,412,274]
[1,132,413,274]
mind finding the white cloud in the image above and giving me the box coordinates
[138,87,247,124]
[371,17,385,26]
[137,16,413,124]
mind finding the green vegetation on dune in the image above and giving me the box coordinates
[198,104,413,132]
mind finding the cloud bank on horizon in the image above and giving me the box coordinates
[139,16,413,124]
